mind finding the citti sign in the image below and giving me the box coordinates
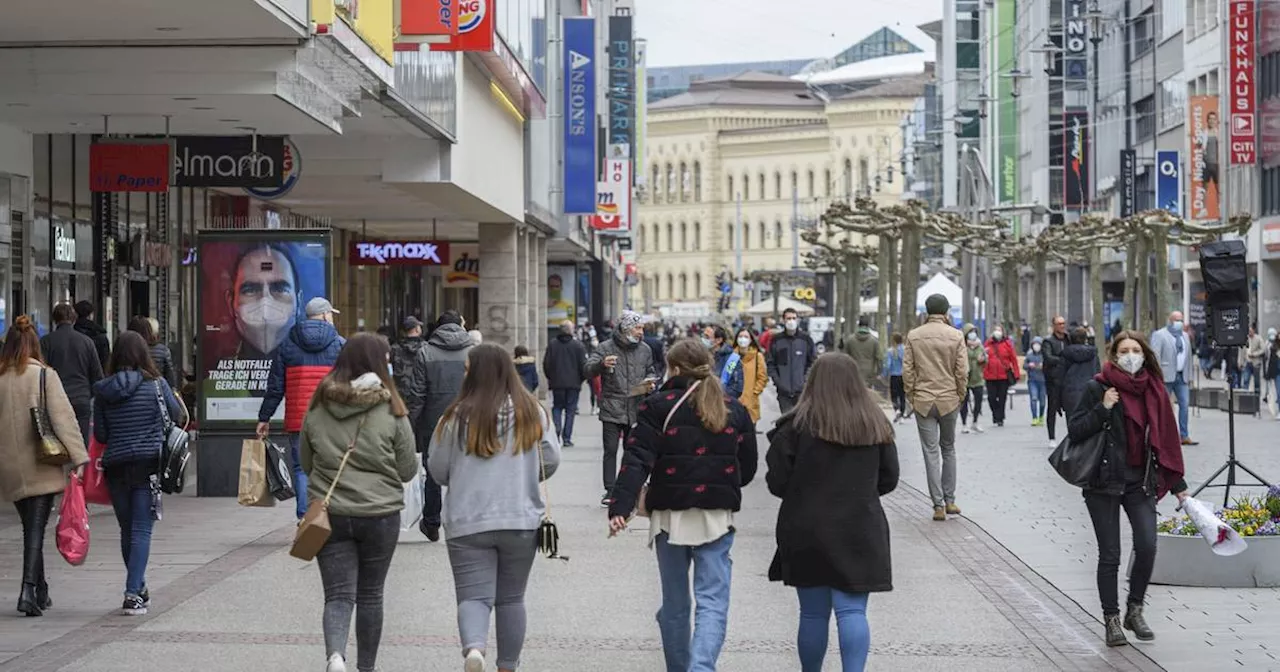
[348,240,450,266]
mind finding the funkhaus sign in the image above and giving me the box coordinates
[172,136,286,189]
[348,240,450,266]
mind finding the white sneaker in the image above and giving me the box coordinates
[326,653,347,672]
[1048,439,1058,449]
[972,422,984,433]
[464,649,485,672]
[961,425,971,434]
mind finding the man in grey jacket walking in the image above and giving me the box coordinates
[585,311,655,507]
[1149,311,1198,445]
[407,310,475,540]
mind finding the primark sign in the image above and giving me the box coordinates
[172,136,287,189]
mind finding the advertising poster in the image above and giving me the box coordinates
[1188,96,1221,221]
[1062,109,1089,209]
[444,243,480,288]
[562,17,597,214]
[547,265,577,326]
[995,0,1018,204]
[1155,150,1182,215]
[197,231,331,427]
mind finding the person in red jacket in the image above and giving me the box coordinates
[982,326,1021,427]
[256,297,346,519]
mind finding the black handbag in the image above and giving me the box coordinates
[263,439,296,501]
[1047,423,1110,488]
[535,418,567,561]
[155,382,191,495]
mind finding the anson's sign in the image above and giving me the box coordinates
[348,240,450,266]
[172,136,287,189]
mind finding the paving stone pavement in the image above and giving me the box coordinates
[0,386,1181,671]
[890,381,1280,672]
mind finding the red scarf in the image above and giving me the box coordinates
[1097,362,1186,498]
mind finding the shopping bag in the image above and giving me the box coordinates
[237,439,276,508]
[1181,496,1249,557]
[83,435,111,506]
[400,463,426,533]
[263,439,296,501]
[56,474,90,566]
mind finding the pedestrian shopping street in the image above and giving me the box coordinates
[2,382,1273,672]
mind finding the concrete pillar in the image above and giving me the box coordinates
[478,222,518,351]
[535,234,548,381]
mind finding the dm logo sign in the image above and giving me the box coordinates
[244,138,301,201]
[458,0,486,33]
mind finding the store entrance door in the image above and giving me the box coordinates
[130,280,150,320]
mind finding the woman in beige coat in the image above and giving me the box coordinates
[0,316,89,616]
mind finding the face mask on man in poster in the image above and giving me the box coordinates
[229,246,299,355]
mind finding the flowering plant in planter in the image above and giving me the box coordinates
[1158,486,1280,538]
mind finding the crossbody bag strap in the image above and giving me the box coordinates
[535,407,552,516]
[39,366,47,410]
[322,415,367,507]
[155,380,172,428]
[663,380,701,433]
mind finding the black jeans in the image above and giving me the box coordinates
[889,375,906,415]
[986,379,1010,424]
[777,392,799,415]
[316,512,400,672]
[959,385,985,424]
[14,494,54,591]
[1046,384,1063,440]
[601,421,632,491]
[1083,483,1158,616]
[420,451,442,529]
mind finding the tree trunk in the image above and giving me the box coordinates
[1136,235,1152,334]
[900,228,921,329]
[1089,245,1104,346]
[833,268,846,345]
[771,277,781,322]
[876,236,890,335]
[887,235,900,337]
[848,254,864,331]
[1154,230,1170,326]
[1032,252,1047,336]
[1001,259,1019,329]
[1125,239,1140,332]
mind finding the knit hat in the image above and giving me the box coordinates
[617,310,643,333]
[925,294,950,316]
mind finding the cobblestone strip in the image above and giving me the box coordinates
[0,525,296,672]
[883,485,1166,672]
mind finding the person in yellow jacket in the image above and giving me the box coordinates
[734,327,769,425]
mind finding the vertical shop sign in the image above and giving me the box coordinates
[1228,0,1257,164]
[562,17,597,214]
[196,231,331,427]
[1062,0,1088,81]
[547,265,578,326]
[1188,96,1221,220]
[995,0,1018,204]
[607,16,635,151]
[1119,150,1136,217]
[1062,109,1089,209]
[592,157,632,233]
[1156,150,1182,215]
[429,0,494,52]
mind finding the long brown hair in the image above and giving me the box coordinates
[436,344,544,457]
[0,315,44,376]
[1107,330,1165,380]
[793,352,894,446]
[128,316,159,346]
[108,331,162,379]
[665,339,729,432]
[310,332,408,417]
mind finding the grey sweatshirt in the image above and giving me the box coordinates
[427,400,561,539]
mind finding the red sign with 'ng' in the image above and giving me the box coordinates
[1229,0,1257,164]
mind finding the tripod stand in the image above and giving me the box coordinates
[1189,365,1272,508]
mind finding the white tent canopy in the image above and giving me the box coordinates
[746,296,815,317]
[857,273,985,319]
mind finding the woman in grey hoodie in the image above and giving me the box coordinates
[428,344,561,672]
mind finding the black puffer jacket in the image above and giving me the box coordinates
[1060,344,1100,414]
[406,324,473,448]
[390,336,427,396]
[607,376,758,519]
[150,343,179,390]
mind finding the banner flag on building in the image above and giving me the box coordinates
[562,17,597,215]
[607,16,635,152]
[592,157,631,233]
[1119,149,1136,217]
[1062,109,1088,209]
[995,0,1018,205]
[1155,150,1182,216]
[1188,95,1221,221]
[1228,0,1257,164]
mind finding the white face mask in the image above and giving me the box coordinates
[737,336,751,348]
[966,333,979,343]
[1032,344,1041,352]
[992,331,1004,340]
[1117,352,1145,374]
[236,297,296,354]
[784,319,799,332]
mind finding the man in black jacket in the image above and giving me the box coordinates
[1041,315,1070,449]
[390,316,427,397]
[766,308,816,414]
[41,303,104,445]
[543,320,587,447]
[73,300,111,371]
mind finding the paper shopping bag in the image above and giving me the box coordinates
[237,439,276,508]
[83,434,111,505]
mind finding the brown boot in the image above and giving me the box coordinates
[932,506,946,521]
[1104,614,1129,647]
[945,503,962,515]
[1124,603,1154,641]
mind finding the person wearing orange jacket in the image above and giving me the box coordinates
[734,327,769,426]
[982,326,1021,427]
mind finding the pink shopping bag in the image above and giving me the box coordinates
[56,474,90,566]
[83,435,111,506]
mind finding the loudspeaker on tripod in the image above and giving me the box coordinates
[1198,240,1249,347]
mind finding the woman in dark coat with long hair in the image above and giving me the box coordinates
[766,352,899,672]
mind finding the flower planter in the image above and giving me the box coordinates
[1143,533,1280,588]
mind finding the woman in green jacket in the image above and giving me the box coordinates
[299,332,418,672]
[960,326,988,434]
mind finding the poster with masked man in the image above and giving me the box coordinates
[197,231,331,428]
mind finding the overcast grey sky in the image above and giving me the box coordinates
[634,0,944,68]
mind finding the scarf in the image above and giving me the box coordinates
[1097,362,1186,498]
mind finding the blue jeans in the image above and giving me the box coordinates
[107,481,155,598]
[796,587,870,672]
[1165,374,1190,439]
[653,530,734,672]
[1027,379,1047,419]
[551,388,581,442]
[289,433,308,519]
